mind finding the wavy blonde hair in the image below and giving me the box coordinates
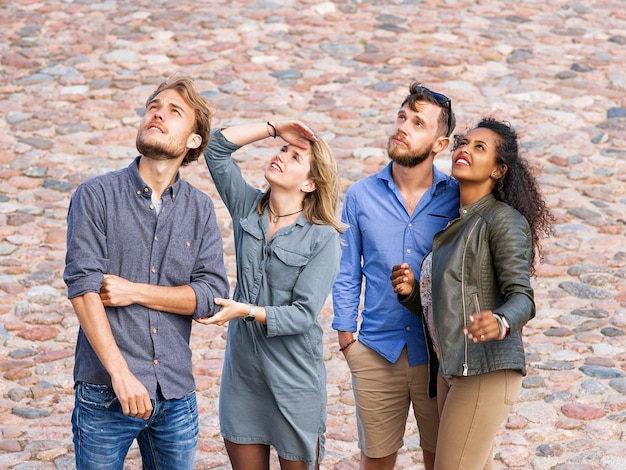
[257,135,343,233]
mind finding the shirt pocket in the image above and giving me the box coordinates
[267,245,309,294]
[162,237,201,285]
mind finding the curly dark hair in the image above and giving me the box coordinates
[457,118,554,274]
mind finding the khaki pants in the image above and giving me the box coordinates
[435,369,523,470]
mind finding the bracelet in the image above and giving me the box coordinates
[266,121,277,139]
[339,339,356,352]
[494,314,508,340]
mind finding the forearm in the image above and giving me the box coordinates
[134,284,197,315]
[221,122,275,147]
[71,293,131,378]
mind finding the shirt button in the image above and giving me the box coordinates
[144,188,149,193]
[406,326,411,331]
[152,328,157,334]
[136,190,141,195]
[149,204,154,210]
[185,241,191,247]
[154,235,158,241]
[462,209,468,214]
[408,223,412,227]
[406,248,411,254]
[153,359,159,365]
[151,267,156,273]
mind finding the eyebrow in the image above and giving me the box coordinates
[148,97,187,114]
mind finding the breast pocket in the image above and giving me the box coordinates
[267,245,309,294]
[163,238,201,285]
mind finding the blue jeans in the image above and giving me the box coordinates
[72,382,198,470]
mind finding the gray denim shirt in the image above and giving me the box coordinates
[204,129,340,386]
[64,157,229,399]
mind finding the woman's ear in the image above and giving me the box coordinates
[301,180,316,193]
[491,164,508,180]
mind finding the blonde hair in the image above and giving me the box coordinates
[257,135,344,233]
[146,74,213,166]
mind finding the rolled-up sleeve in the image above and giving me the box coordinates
[189,205,230,319]
[64,184,108,299]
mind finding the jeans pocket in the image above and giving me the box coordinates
[77,382,119,409]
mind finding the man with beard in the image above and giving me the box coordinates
[332,82,459,470]
[64,75,229,470]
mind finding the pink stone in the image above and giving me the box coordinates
[194,375,213,392]
[36,349,74,364]
[4,367,32,381]
[8,176,41,190]
[192,359,223,378]
[353,52,391,64]
[561,403,605,420]
[497,445,529,467]
[197,438,225,453]
[16,326,60,342]
[535,264,565,277]
[549,370,582,383]
[0,439,22,452]
[505,414,528,430]
[45,229,67,245]
[585,356,615,367]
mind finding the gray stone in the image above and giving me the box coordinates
[12,407,51,419]
[580,366,625,380]
[609,378,626,394]
[558,282,612,300]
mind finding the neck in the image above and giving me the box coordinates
[268,204,303,223]
[391,161,434,192]
[138,156,181,199]
[459,183,492,208]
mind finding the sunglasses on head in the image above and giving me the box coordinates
[415,86,452,135]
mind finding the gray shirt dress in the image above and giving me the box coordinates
[204,130,341,469]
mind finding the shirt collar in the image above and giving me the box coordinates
[129,156,181,200]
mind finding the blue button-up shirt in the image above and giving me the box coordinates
[332,162,459,365]
[63,157,229,399]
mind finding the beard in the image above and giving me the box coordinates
[136,130,184,162]
[387,137,432,168]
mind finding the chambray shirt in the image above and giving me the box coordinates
[332,162,459,365]
[64,157,229,400]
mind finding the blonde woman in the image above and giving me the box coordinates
[198,121,342,470]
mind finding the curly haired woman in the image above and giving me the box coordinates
[391,118,553,469]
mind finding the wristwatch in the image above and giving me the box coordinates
[244,305,256,322]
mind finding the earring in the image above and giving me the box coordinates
[490,173,497,179]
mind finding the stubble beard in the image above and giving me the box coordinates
[136,132,182,162]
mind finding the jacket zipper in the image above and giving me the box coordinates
[461,218,482,377]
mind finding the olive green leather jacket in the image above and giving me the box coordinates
[401,193,535,378]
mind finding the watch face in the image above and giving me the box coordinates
[244,305,256,322]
